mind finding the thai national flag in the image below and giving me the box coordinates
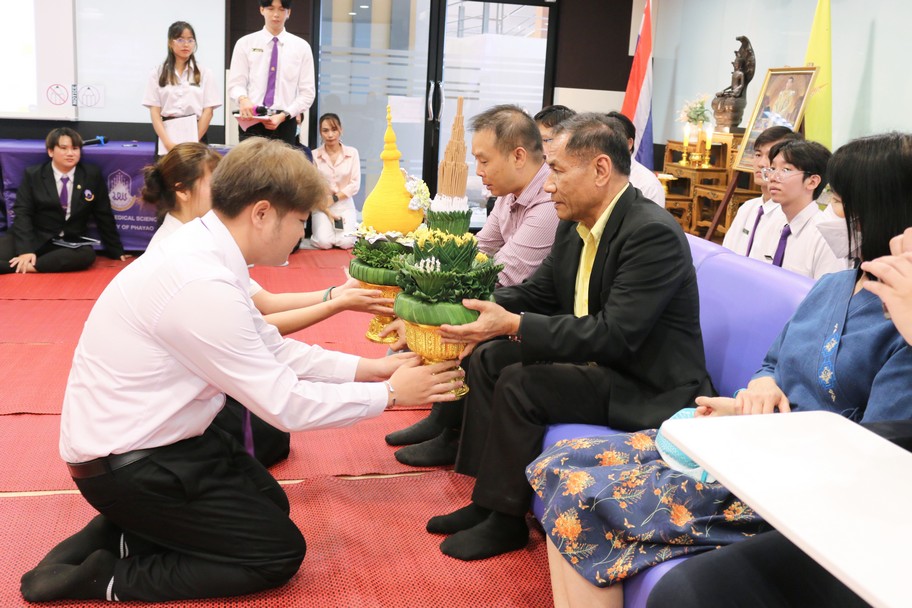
[621,0,654,169]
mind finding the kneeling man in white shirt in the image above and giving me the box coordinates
[20,138,463,603]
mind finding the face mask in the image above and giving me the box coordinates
[817,218,861,260]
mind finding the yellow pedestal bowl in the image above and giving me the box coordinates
[402,320,469,398]
[359,281,402,344]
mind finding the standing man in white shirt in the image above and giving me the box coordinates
[722,127,800,256]
[749,140,847,280]
[227,0,314,146]
[19,139,462,603]
[606,111,665,208]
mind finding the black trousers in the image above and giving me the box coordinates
[73,426,305,602]
[455,340,613,517]
[0,235,95,274]
[646,530,868,608]
[211,395,291,468]
[238,119,297,146]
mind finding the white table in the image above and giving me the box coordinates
[662,411,912,608]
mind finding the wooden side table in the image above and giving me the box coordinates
[692,183,760,238]
[662,163,728,198]
[665,194,695,233]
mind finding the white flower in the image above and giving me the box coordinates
[405,176,431,211]
[417,257,442,273]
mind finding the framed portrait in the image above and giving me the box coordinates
[732,66,818,172]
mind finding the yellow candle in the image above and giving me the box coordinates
[705,125,714,151]
[696,121,704,152]
[682,123,690,148]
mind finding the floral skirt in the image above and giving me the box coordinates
[526,430,769,587]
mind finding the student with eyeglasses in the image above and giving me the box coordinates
[722,127,801,256]
[747,140,848,279]
[142,21,221,156]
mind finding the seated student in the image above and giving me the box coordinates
[0,128,128,274]
[386,104,561,459]
[419,113,711,560]
[649,151,912,608]
[143,143,389,335]
[722,127,802,256]
[534,104,576,161]
[528,131,912,608]
[142,142,394,466]
[604,111,665,208]
[19,138,463,604]
[748,140,847,279]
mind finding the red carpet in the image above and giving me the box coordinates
[0,264,128,300]
[0,473,550,607]
[271,409,444,481]
[0,343,73,414]
[0,415,73,492]
[0,300,92,345]
[0,410,440,492]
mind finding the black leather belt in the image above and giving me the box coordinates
[67,448,157,480]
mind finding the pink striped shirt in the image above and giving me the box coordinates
[477,162,558,287]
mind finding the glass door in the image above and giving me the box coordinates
[432,0,554,202]
[317,0,555,212]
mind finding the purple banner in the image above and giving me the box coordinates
[0,139,158,251]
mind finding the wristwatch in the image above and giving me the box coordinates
[280,110,291,121]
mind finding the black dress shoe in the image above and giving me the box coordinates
[394,427,459,467]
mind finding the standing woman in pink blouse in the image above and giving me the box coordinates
[311,113,360,249]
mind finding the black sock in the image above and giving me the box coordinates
[21,549,116,602]
[439,511,528,561]
[427,502,491,535]
[36,515,122,567]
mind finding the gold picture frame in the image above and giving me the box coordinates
[732,66,818,172]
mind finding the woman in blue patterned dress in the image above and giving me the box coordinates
[527,132,912,608]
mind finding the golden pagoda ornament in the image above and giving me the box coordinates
[360,106,424,234]
[349,106,422,344]
[428,97,472,235]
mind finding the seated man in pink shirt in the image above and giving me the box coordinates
[385,104,559,461]
[473,104,559,288]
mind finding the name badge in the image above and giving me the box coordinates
[253,48,264,53]
[742,228,749,235]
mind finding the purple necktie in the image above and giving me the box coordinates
[745,205,764,256]
[772,224,792,267]
[242,408,255,457]
[59,176,69,211]
[263,37,279,108]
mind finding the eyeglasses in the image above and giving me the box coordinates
[761,167,810,182]
[174,38,196,46]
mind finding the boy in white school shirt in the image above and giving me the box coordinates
[228,0,314,146]
[20,138,463,603]
[722,126,801,256]
[748,139,847,280]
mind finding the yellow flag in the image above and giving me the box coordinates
[804,0,832,148]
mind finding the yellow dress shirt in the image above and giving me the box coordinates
[574,184,628,317]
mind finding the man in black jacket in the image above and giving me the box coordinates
[0,128,127,274]
[426,113,713,561]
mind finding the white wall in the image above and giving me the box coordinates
[75,0,225,125]
[652,0,912,148]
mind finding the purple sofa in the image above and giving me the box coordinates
[532,235,815,607]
